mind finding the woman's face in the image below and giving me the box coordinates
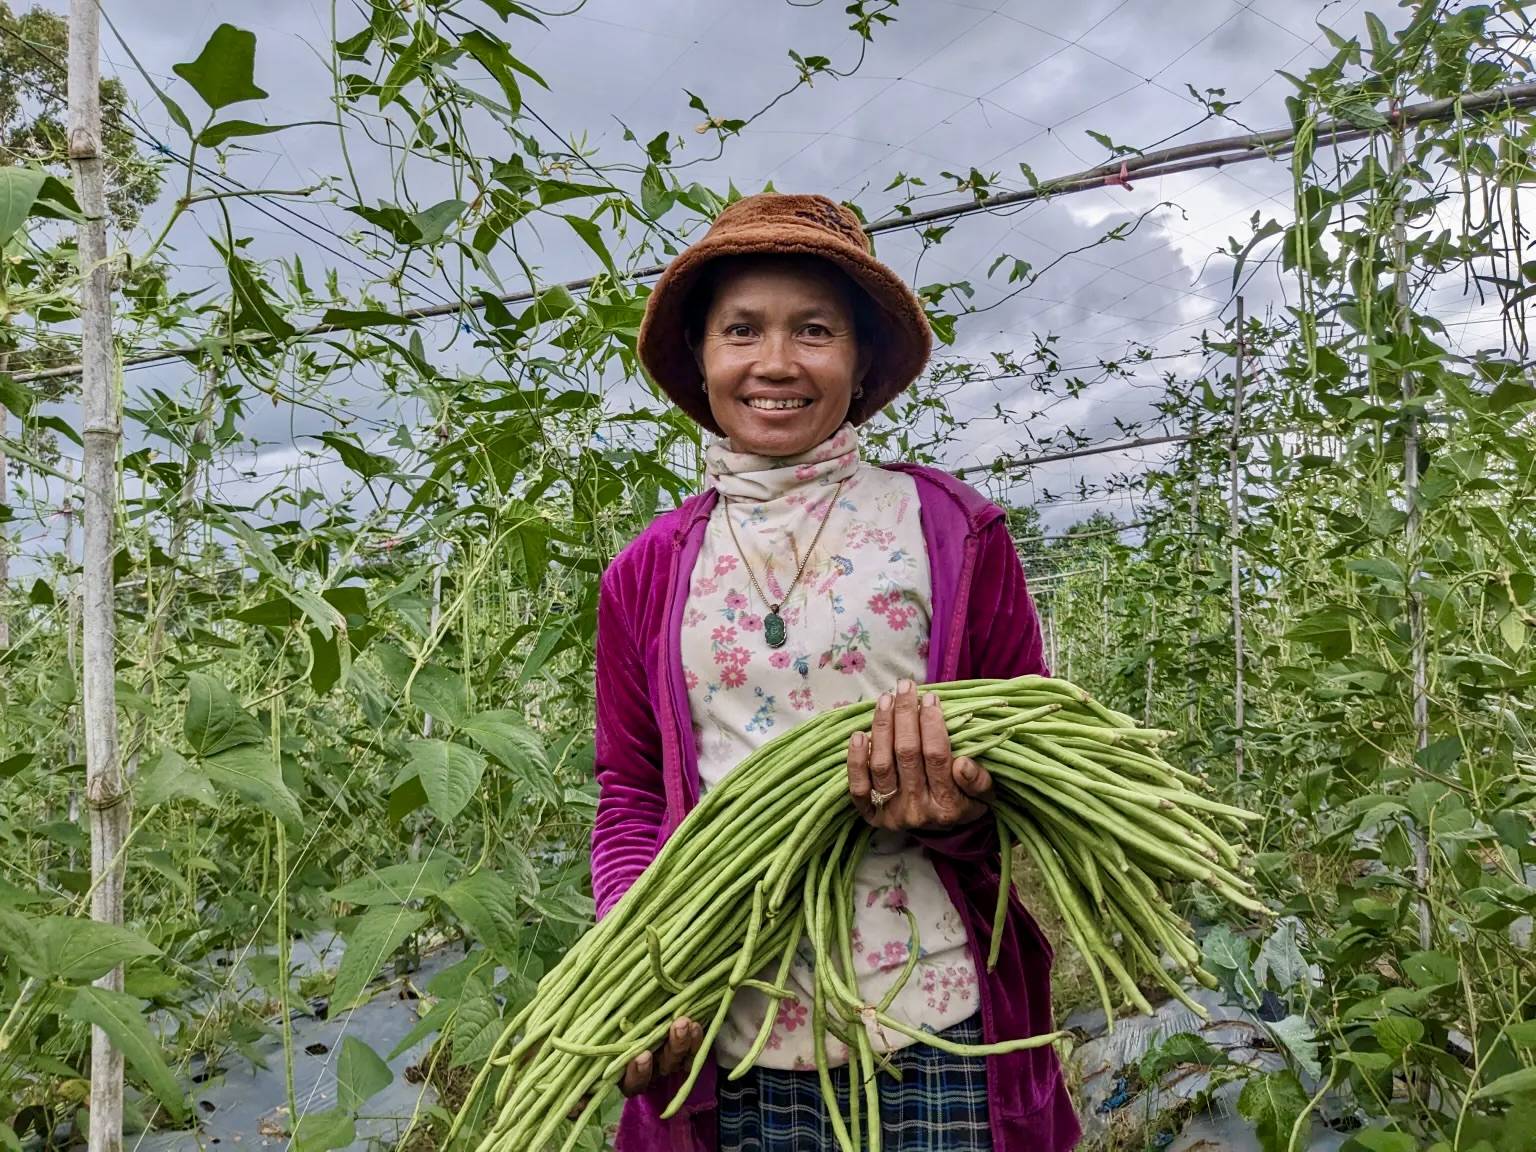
[693,256,870,458]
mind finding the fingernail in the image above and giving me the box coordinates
[852,732,865,749]
[961,762,977,780]
[923,691,939,708]
[878,694,893,711]
[638,1052,651,1069]
[897,678,913,695]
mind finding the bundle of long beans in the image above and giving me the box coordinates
[450,676,1260,1152]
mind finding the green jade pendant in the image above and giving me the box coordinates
[763,609,787,648]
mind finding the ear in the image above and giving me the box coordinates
[855,342,874,388]
[686,329,706,377]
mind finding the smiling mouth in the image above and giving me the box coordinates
[744,397,812,411]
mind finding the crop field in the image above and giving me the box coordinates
[0,1,1532,1150]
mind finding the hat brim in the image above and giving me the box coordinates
[637,221,932,437]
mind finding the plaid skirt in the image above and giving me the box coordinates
[716,1014,992,1151]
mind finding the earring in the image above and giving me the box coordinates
[854,384,865,399]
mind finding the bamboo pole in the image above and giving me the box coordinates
[1393,118,1433,952]
[1228,298,1247,782]
[65,481,80,874]
[1185,412,1202,738]
[0,353,8,650]
[70,5,127,1150]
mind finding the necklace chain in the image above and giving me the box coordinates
[723,477,847,615]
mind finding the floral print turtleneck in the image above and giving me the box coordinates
[682,423,979,1071]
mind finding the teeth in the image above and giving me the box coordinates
[746,398,811,410]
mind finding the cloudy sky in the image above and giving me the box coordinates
[19,0,1477,569]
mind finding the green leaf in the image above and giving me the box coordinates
[377,647,468,726]
[1270,1015,1322,1079]
[1139,1031,1230,1083]
[407,739,487,823]
[183,672,265,755]
[9,914,160,982]
[1401,950,1458,989]
[0,168,47,246]
[1500,611,1527,654]
[410,199,467,245]
[459,710,556,805]
[0,373,35,418]
[284,586,346,642]
[331,906,427,1011]
[1237,1070,1309,1152]
[0,752,34,779]
[457,30,526,116]
[335,1035,393,1111]
[292,1108,355,1152]
[1255,919,1308,992]
[203,746,302,827]
[198,120,305,148]
[136,749,218,809]
[1352,1130,1419,1152]
[220,241,296,339]
[1474,1065,1536,1099]
[562,213,616,278]
[66,986,187,1121]
[1201,925,1252,997]
[325,858,455,906]
[448,988,503,1067]
[173,25,269,111]
[516,619,568,687]
[639,163,671,219]
[317,431,395,481]
[1372,1016,1424,1057]
[318,308,410,331]
[1337,1050,1394,1072]
[440,870,523,960]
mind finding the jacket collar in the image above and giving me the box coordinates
[669,462,1001,542]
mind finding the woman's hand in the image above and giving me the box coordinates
[618,1017,704,1097]
[846,679,992,832]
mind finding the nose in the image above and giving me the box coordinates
[754,330,797,380]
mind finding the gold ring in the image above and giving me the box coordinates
[870,787,898,808]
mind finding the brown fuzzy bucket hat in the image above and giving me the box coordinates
[636,193,933,436]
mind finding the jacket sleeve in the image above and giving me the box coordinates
[965,514,1050,679]
[917,516,1049,860]
[591,563,668,921]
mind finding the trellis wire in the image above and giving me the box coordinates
[12,81,1536,388]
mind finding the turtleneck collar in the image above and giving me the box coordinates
[704,423,860,503]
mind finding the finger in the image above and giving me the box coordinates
[868,692,898,808]
[620,1050,652,1097]
[892,679,927,799]
[848,731,872,807]
[953,756,994,805]
[920,691,960,804]
[657,1017,697,1078]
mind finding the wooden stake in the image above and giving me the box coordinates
[1228,298,1247,782]
[0,352,8,651]
[70,4,127,1149]
[1185,411,1202,738]
[1394,120,1433,951]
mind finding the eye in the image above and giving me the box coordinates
[723,323,755,338]
[801,323,833,338]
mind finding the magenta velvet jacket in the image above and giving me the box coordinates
[592,463,1081,1152]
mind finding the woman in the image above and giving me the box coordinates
[593,193,1079,1152]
